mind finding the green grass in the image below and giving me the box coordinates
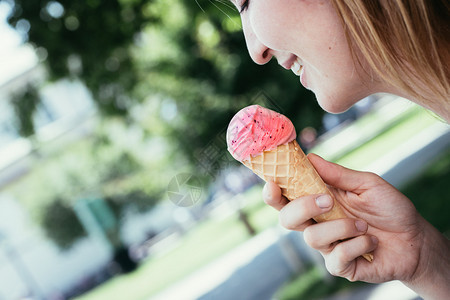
[335,108,436,169]
[401,149,450,233]
[275,266,370,300]
[76,185,275,300]
[275,266,324,300]
[78,216,250,300]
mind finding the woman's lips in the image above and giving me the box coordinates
[290,57,308,89]
[280,56,308,89]
[299,66,308,89]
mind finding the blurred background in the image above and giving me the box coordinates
[0,0,448,300]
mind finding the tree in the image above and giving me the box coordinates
[5,0,155,119]
[4,0,325,171]
[3,0,326,249]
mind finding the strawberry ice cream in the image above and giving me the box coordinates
[226,105,297,161]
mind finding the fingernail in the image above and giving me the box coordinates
[315,194,332,209]
[371,236,379,245]
[355,220,367,232]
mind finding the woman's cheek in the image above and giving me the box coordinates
[249,2,299,51]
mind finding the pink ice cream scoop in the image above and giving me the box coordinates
[226,105,297,161]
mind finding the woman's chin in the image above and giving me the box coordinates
[316,98,353,114]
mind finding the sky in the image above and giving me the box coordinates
[0,2,37,87]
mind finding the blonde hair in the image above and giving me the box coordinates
[330,0,450,104]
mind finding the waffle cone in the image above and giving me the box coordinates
[243,140,373,262]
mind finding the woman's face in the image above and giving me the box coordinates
[230,0,381,113]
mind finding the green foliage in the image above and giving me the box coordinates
[276,266,368,300]
[11,84,40,137]
[4,0,325,178]
[41,198,86,249]
[5,0,155,116]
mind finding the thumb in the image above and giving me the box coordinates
[307,153,375,193]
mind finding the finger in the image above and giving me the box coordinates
[326,235,379,279]
[303,218,368,251]
[279,194,332,231]
[307,153,381,193]
[262,181,289,211]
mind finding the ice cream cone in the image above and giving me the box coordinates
[243,140,373,262]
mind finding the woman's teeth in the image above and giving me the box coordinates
[291,59,303,76]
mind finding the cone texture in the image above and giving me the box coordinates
[243,140,373,262]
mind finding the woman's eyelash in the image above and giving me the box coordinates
[239,0,249,13]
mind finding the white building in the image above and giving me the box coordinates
[0,11,115,297]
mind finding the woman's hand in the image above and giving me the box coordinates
[263,153,450,298]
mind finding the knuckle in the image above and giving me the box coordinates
[364,171,383,182]
[302,227,315,247]
[278,213,287,228]
[324,244,360,282]
[334,245,349,264]
[362,235,373,249]
[279,211,296,230]
[279,200,309,230]
[345,219,360,235]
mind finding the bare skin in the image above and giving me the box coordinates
[263,154,450,299]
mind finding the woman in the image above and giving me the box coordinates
[228,0,450,299]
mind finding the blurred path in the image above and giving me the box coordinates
[149,228,292,300]
[366,120,450,188]
[196,230,316,300]
[150,108,449,300]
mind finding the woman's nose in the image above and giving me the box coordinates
[243,23,272,65]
